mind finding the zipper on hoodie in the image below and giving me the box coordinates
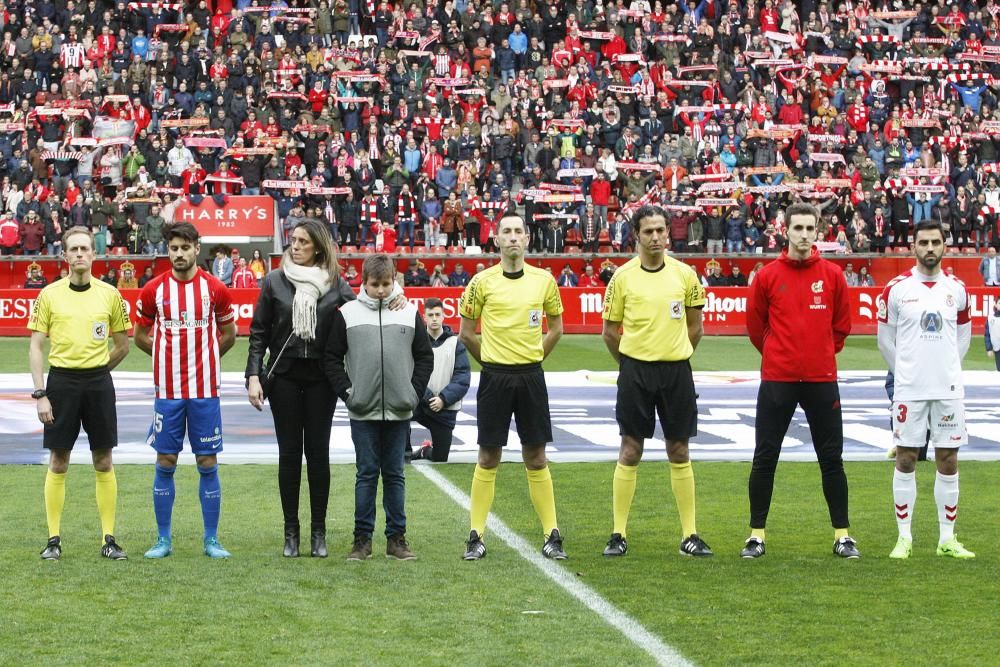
[379,301,385,421]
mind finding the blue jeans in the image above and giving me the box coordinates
[360,225,374,246]
[398,219,415,248]
[350,419,408,538]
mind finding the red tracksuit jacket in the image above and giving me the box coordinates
[747,247,852,382]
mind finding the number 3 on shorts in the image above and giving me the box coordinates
[896,404,907,423]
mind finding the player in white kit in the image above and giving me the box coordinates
[877,220,975,559]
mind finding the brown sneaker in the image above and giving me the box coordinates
[347,536,372,561]
[386,534,416,560]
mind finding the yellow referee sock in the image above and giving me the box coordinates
[612,463,638,536]
[469,465,497,536]
[95,468,118,538]
[526,466,558,537]
[44,470,67,538]
[670,461,697,538]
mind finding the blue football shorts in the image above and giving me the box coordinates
[147,397,224,456]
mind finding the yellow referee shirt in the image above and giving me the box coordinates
[28,280,131,369]
[459,264,563,365]
[603,256,705,362]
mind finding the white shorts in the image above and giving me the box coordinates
[891,399,967,449]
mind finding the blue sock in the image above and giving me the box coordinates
[198,464,221,540]
[153,464,176,540]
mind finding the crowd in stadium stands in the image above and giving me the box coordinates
[4,1,1000,259]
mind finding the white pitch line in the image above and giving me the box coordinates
[414,464,692,667]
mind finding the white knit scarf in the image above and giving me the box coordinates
[281,256,332,341]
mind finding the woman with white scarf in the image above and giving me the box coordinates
[245,220,405,559]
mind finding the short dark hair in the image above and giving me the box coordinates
[164,221,200,244]
[425,297,444,310]
[913,219,946,241]
[362,253,395,282]
[630,204,668,233]
[785,202,821,224]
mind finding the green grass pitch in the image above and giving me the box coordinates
[2,335,998,665]
[3,334,998,374]
[1,462,997,665]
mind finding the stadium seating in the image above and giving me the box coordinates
[598,229,613,254]
[565,227,582,250]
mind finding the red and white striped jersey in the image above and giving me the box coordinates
[60,42,86,69]
[877,268,970,401]
[136,269,235,399]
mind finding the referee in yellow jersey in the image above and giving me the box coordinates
[28,226,131,561]
[458,214,566,561]
[601,204,713,558]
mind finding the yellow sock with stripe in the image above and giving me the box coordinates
[670,461,697,537]
[469,465,497,536]
[834,528,849,541]
[612,463,639,536]
[751,528,766,541]
[526,466,558,537]
[95,468,118,538]
[44,470,67,538]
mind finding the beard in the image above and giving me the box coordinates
[918,251,941,271]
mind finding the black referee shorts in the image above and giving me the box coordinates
[616,356,698,441]
[43,367,118,451]
[477,362,553,447]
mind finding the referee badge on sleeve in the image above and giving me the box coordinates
[670,301,684,319]
[93,322,108,341]
[528,309,542,327]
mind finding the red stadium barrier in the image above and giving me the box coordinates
[2,287,996,337]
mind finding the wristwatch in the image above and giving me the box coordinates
[31,389,47,399]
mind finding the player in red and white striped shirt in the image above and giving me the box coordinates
[135,222,237,560]
[60,40,86,69]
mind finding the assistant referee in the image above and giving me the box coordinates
[28,226,131,561]
[601,204,713,558]
[458,214,566,561]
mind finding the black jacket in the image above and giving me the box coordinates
[245,269,357,380]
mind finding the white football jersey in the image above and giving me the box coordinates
[878,269,970,401]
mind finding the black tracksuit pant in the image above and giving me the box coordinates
[749,381,850,530]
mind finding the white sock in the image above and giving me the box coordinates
[934,471,960,545]
[893,468,916,541]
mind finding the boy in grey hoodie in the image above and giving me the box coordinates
[326,254,434,561]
